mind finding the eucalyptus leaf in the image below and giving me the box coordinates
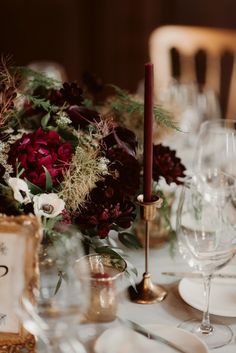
[95,246,123,259]
[57,127,79,147]
[17,167,25,178]
[118,232,142,249]
[125,272,138,291]
[125,260,138,277]
[25,180,43,194]
[54,271,63,295]
[41,112,51,129]
[45,217,59,231]
[43,166,53,191]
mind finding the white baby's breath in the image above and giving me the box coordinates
[56,111,72,127]
[98,157,109,175]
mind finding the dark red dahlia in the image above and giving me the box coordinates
[30,82,84,108]
[8,128,73,188]
[60,82,84,106]
[75,176,136,239]
[152,144,186,185]
[82,71,116,105]
[106,147,140,196]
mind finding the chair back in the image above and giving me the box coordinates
[149,25,236,118]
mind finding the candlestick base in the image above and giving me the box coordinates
[128,272,167,304]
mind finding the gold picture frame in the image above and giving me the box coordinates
[0,214,42,353]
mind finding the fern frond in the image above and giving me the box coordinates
[13,66,62,90]
[110,84,179,130]
[22,93,58,113]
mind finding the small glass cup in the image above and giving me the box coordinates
[76,253,127,323]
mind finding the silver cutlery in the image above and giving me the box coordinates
[162,271,236,279]
[117,317,189,353]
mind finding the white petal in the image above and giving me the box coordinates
[33,193,65,218]
[8,177,31,204]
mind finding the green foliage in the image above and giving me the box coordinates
[14,66,62,90]
[43,166,53,192]
[109,85,179,130]
[157,189,177,256]
[26,180,43,195]
[22,93,58,113]
[15,160,25,178]
[57,127,79,148]
[118,231,142,249]
[0,183,23,214]
[41,112,51,129]
[54,270,64,295]
[95,245,124,258]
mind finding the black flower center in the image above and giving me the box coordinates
[19,190,27,198]
[41,204,54,214]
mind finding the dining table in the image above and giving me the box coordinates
[117,244,236,353]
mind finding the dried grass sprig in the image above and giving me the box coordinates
[59,146,107,211]
[0,55,19,127]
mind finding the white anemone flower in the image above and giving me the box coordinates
[33,193,65,218]
[8,177,31,204]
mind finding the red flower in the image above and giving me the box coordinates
[8,128,73,188]
[153,144,186,185]
[106,147,140,196]
[75,176,136,239]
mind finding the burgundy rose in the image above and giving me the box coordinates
[8,128,73,188]
[152,144,186,185]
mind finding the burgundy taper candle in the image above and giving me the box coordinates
[143,63,154,202]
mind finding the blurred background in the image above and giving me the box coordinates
[1,0,236,93]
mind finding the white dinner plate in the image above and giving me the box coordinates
[94,323,208,353]
[178,265,236,317]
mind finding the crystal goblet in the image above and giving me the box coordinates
[176,173,236,349]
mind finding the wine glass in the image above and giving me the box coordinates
[15,224,89,353]
[194,119,236,177]
[176,174,236,349]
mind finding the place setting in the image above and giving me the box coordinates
[178,264,236,318]
[1,55,236,353]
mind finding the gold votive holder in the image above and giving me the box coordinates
[128,194,168,304]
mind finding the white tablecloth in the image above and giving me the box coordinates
[119,245,236,353]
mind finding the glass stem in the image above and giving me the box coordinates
[200,274,213,334]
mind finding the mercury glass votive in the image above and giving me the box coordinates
[76,253,127,323]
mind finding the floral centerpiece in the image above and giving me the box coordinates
[0,57,186,266]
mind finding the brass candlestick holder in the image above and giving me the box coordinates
[128,194,168,303]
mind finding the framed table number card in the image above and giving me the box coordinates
[0,214,42,353]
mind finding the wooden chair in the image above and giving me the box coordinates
[27,61,68,82]
[149,25,236,119]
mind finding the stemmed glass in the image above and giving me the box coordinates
[194,119,236,177]
[15,224,89,353]
[176,172,236,349]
